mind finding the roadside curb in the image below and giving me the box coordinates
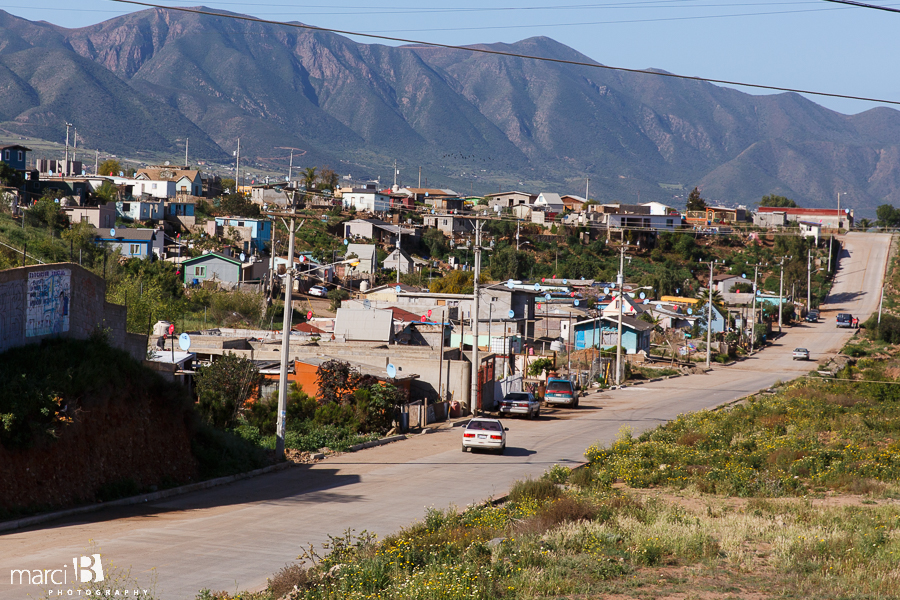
[348,434,408,452]
[0,461,295,534]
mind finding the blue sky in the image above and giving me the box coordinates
[4,0,899,115]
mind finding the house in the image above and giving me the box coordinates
[484,191,536,210]
[423,214,474,236]
[258,357,416,400]
[136,167,204,198]
[165,200,196,228]
[213,217,272,253]
[642,201,678,216]
[383,248,426,274]
[798,221,822,243]
[250,183,293,206]
[754,207,852,230]
[698,303,727,335]
[341,185,390,213]
[0,145,30,171]
[63,202,116,229]
[533,192,565,213]
[601,293,645,318]
[343,218,417,245]
[398,187,459,204]
[571,315,653,354]
[645,303,697,331]
[334,308,395,342]
[111,176,176,200]
[606,213,682,232]
[560,195,587,211]
[36,158,83,177]
[117,198,164,222]
[685,206,748,226]
[181,252,244,285]
[713,275,754,305]
[424,196,465,211]
[94,227,165,259]
[344,243,378,274]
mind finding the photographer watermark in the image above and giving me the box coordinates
[9,554,151,596]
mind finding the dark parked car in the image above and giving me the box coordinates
[805,310,819,323]
[836,313,854,328]
[544,378,579,408]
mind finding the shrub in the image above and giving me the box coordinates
[195,353,259,429]
[191,421,268,479]
[508,477,563,503]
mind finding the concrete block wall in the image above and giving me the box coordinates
[0,263,147,361]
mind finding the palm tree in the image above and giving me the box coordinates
[302,167,318,192]
[696,287,725,314]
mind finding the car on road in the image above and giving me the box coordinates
[793,347,810,361]
[805,310,819,323]
[461,417,507,453]
[544,378,579,408]
[498,391,541,418]
[308,285,329,297]
[836,313,854,328]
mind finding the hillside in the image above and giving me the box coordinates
[2,8,900,209]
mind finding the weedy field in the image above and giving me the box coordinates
[197,378,900,600]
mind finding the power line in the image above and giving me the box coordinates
[111,0,900,106]
[821,0,900,14]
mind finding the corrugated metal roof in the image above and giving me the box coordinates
[334,308,393,342]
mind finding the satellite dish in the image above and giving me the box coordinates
[178,333,191,351]
[363,300,371,309]
[603,287,610,295]
[544,293,551,300]
[494,205,501,213]
[537,303,542,310]
[167,323,175,336]
[533,283,541,291]
[343,239,349,245]
[676,288,680,294]
[643,299,649,305]
[420,315,427,323]
[506,279,515,289]
[427,309,432,317]
[395,285,401,293]
[306,311,313,320]
[639,292,646,299]
[542,278,546,283]
[386,363,397,378]
[563,279,568,285]
[299,255,306,262]
[742,273,746,278]
[574,300,580,306]
[688,308,694,315]
[109,228,116,237]
[508,309,515,319]
[581,276,585,280]
[240,252,246,262]
[550,340,564,352]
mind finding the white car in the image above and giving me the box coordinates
[793,348,810,361]
[461,417,507,454]
[308,285,329,297]
[498,391,541,418]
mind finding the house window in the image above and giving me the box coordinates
[129,244,141,255]
[443,219,448,225]
[17,151,23,161]
[151,183,157,189]
[238,222,244,227]
[195,266,206,277]
[667,219,673,226]
[122,203,131,212]
[81,216,88,223]
[104,215,111,227]
[3,150,8,160]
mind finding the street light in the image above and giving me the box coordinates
[64,122,73,177]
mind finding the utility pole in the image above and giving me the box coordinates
[615,235,625,385]
[73,129,77,165]
[396,228,402,284]
[750,264,760,354]
[567,311,573,375]
[288,149,294,184]
[516,220,520,251]
[393,159,398,188]
[276,199,302,460]
[585,177,590,203]
[777,256,790,333]
[94,150,99,175]
[807,248,812,311]
[469,219,483,415]
[235,138,241,193]
[64,122,72,177]
[418,166,421,189]
[705,260,714,369]
[185,138,189,167]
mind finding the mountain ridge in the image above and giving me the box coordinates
[0,8,898,210]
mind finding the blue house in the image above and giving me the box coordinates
[0,145,30,171]
[697,303,727,335]
[94,227,164,259]
[181,252,243,285]
[214,217,272,253]
[572,315,653,355]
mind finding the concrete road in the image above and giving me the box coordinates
[0,233,891,600]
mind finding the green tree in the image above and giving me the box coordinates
[759,194,798,208]
[220,177,236,193]
[318,167,338,191]
[696,287,725,314]
[327,288,350,311]
[0,161,23,188]
[876,204,900,228]
[316,359,361,404]
[302,167,318,192]
[422,228,449,259]
[27,193,68,230]
[93,180,118,204]
[686,187,707,212]
[430,270,475,294]
[195,353,260,428]
[98,159,122,177]
[218,193,261,218]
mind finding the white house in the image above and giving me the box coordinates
[533,192,565,213]
[345,243,378,274]
[601,293,645,318]
[342,186,390,213]
[642,202,677,216]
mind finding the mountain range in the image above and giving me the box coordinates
[1,7,899,211]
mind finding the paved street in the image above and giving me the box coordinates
[0,232,891,600]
